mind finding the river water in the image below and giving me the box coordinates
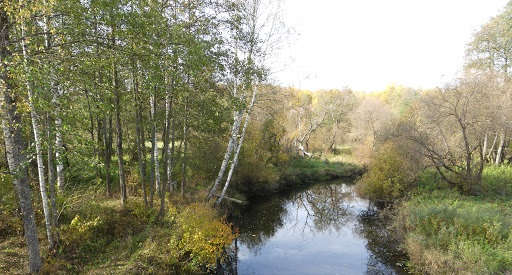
[220,182,407,275]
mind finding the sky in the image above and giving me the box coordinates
[272,0,509,92]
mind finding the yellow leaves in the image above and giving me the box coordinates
[69,215,101,233]
[170,203,236,269]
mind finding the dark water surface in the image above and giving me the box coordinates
[221,182,407,275]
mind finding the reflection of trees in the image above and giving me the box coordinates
[292,184,354,233]
[223,183,408,275]
[230,195,289,252]
[354,217,408,275]
[230,183,357,251]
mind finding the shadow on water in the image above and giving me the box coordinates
[217,181,408,275]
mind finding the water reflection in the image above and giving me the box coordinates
[220,182,407,275]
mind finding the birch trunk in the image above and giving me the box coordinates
[103,115,112,196]
[206,77,243,201]
[168,93,175,193]
[162,91,170,186]
[207,109,243,200]
[113,63,127,206]
[150,93,164,215]
[133,68,148,206]
[181,96,189,197]
[150,94,160,195]
[163,85,173,193]
[0,9,42,270]
[487,132,498,161]
[217,88,257,205]
[149,114,155,207]
[164,79,175,193]
[55,91,65,192]
[47,113,57,228]
[482,132,488,160]
[21,26,54,248]
[42,4,57,228]
[496,131,505,165]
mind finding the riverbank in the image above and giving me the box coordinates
[0,186,235,274]
[390,166,512,274]
[232,158,365,201]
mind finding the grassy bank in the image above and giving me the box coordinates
[0,186,235,274]
[393,166,512,274]
[233,158,364,200]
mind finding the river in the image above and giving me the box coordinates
[218,181,408,275]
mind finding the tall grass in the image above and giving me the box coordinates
[395,165,512,274]
[482,165,512,197]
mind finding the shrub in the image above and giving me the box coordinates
[355,143,416,202]
[169,203,235,271]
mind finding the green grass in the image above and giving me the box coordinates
[278,158,364,189]
[482,165,512,198]
[395,165,512,274]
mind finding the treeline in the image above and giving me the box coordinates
[348,3,512,273]
[353,0,512,200]
[0,0,282,272]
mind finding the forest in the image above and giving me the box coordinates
[1,0,512,274]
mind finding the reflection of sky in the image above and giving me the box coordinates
[237,185,390,275]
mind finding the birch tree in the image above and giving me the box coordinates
[0,3,42,271]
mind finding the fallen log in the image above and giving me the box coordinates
[213,194,247,205]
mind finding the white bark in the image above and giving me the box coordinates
[1,97,42,273]
[150,93,161,198]
[482,132,488,159]
[496,131,505,165]
[164,88,173,192]
[0,13,42,269]
[217,88,257,205]
[488,132,498,160]
[55,92,65,192]
[47,113,57,227]
[181,96,189,197]
[207,109,243,200]
[21,26,54,248]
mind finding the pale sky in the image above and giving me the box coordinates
[273,0,509,92]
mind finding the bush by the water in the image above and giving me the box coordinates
[355,144,416,203]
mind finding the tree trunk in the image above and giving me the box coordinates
[21,26,54,248]
[133,66,148,206]
[55,90,65,192]
[487,132,498,161]
[168,92,175,193]
[150,93,164,215]
[0,9,42,270]
[217,88,257,205]
[482,132,488,159]
[162,90,170,186]
[47,113,57,228]
[163,83,173,194]
[85,90,99,181]
[113,63,127,206]
[149,112,155,207]
[181,96,189,198]
[207,109,243,200]
[496,131,505,165]
[103,114,112,196]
